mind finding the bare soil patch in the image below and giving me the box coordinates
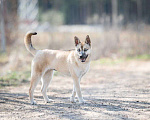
[0,61,150,120]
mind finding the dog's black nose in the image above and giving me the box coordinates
[80,54,87,59]
[80,56,83,59]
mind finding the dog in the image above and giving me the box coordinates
[24,31,91,104]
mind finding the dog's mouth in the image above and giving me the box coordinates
[80,55,88,62]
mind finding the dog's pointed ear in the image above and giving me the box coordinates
[74,36,80,46]
[85,35,91,46]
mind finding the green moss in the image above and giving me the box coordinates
[91,58,125,66]
[92,54,150,66]
[0,71,30,88]
[54,71,59,76]
[127,54,150,60]
[0,53,9,64]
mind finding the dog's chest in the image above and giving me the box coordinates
[76,64,90,77]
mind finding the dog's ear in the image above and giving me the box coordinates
[74,36,80,46]
[85,35,91,46]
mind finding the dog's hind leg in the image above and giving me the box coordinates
[41,69,54,103]
[29,73,41,105]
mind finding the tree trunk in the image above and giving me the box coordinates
[137,0,142,23]
[111,0,118,28]
[0,0,6,53]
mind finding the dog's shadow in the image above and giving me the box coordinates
[1,92,150,120]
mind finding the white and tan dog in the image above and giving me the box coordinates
[24,31,91,105]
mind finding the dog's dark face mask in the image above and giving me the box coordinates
[74,35,91,63]
[79,53,88,62]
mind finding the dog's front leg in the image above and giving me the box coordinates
[70,85,76,103]
[71,75,84,103]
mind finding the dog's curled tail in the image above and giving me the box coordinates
[24,31,37,56]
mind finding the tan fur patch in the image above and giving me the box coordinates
[81,42,85,50]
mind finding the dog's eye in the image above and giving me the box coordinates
[84,48,88,52]
[77,49,80,52]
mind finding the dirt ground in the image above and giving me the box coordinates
[0,61,150,120]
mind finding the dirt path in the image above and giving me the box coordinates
[0,61,150,120]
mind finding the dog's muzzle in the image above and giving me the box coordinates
[80,54,88,62]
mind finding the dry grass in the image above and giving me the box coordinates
[0,27,150,80]
[14,28,150,58]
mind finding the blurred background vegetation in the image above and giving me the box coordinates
[39,0,150,25]
[0,0,150,87]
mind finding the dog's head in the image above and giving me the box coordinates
[74,35,91,63]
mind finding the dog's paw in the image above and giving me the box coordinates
[31,101,37,105]
[79,99,85,104]
[70,97,76,103]
[45,99,53,103]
